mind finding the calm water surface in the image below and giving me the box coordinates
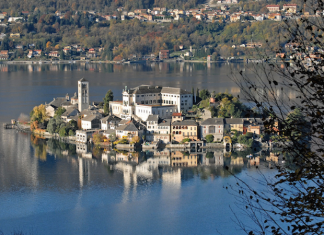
[0,63,276,235]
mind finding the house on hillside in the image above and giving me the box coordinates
[0,50,9,60]
[266,5,280,12]
[159,50,170,60]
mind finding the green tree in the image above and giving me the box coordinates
[199,89,210,100]
[55,107,66,117]
[59,126,67,137]
[60,49,64,60]
[205,134,214,143]
[68,129,75,136]
[103,90,114,115]
[46,118,57,134]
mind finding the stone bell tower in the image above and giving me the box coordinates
[78,78,89,112]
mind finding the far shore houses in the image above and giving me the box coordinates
[45,78,265,144]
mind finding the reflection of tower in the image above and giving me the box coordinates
[78,157,90,188]
[78,78,89,112]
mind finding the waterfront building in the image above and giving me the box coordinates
[115,120,145,141]
[76,129,102,143]
[146,115,171,143]
[171,119,199,142]
[78,78,90,112]
[200,118,224,141]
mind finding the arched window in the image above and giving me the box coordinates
[176,131,179,134]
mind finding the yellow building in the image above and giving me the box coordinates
[171,151,198,167]
[171,119,198,142]
[225,118,244,133]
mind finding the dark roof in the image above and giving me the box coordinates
[82,114,99,122]
[104,129,115,135]
[118,119,129,125]
[116,122,139,132]
[80,108,100,117]
[48,97,67,109]
[125,85,192,95]
[161,87,192,95]
[128,85,162,95]
[62,107,79,117]
[146,115,159,122]
[61,101,72,106]
[158,119,171,126]
[101,115,122,123]
[201,118,224,125]
[172,120,198,126]
[225,118,244,125]
[67,115,79,121]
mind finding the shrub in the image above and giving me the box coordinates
[181,138,191,143]
[113,138,129,145]
[205,134,214,143]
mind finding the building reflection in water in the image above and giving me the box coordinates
[26,134,285,196]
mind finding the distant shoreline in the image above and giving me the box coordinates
[0,59,246,65]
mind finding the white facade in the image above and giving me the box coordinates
[110,85,192,121]
[78,78,89,112]
[81,120,92,130]
[76,130,97,143]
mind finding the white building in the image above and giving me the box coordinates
[81,115,100,130]
[100,115,121,130]
[146,115,171,143]
[110,85,193,121]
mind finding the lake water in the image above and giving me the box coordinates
[0,62,277,235]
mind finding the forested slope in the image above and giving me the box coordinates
[0,0,205,13]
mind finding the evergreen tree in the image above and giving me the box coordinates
[103,90,114,114]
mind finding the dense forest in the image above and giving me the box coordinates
[0,0,205,13]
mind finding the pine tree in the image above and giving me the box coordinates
[103,90,114,115]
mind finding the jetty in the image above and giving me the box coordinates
[3,123,31,132]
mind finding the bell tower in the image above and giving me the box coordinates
[78,78,89,112]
